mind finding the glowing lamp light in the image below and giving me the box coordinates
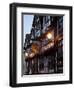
[25,52,28,57]
[46,32,52,39]
[29,53,34,57]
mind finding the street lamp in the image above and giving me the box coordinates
[46,32,52,39]
[25,52,28,57]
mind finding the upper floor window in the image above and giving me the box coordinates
[58,17,63,29]
[35,29,41,37]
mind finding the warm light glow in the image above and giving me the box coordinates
[47,43,54,48]
[29,53,34,57]
[32,43,40,54]
[25,52,28,57]
[46,32,52,39]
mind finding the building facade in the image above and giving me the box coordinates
[23,15,63,75]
